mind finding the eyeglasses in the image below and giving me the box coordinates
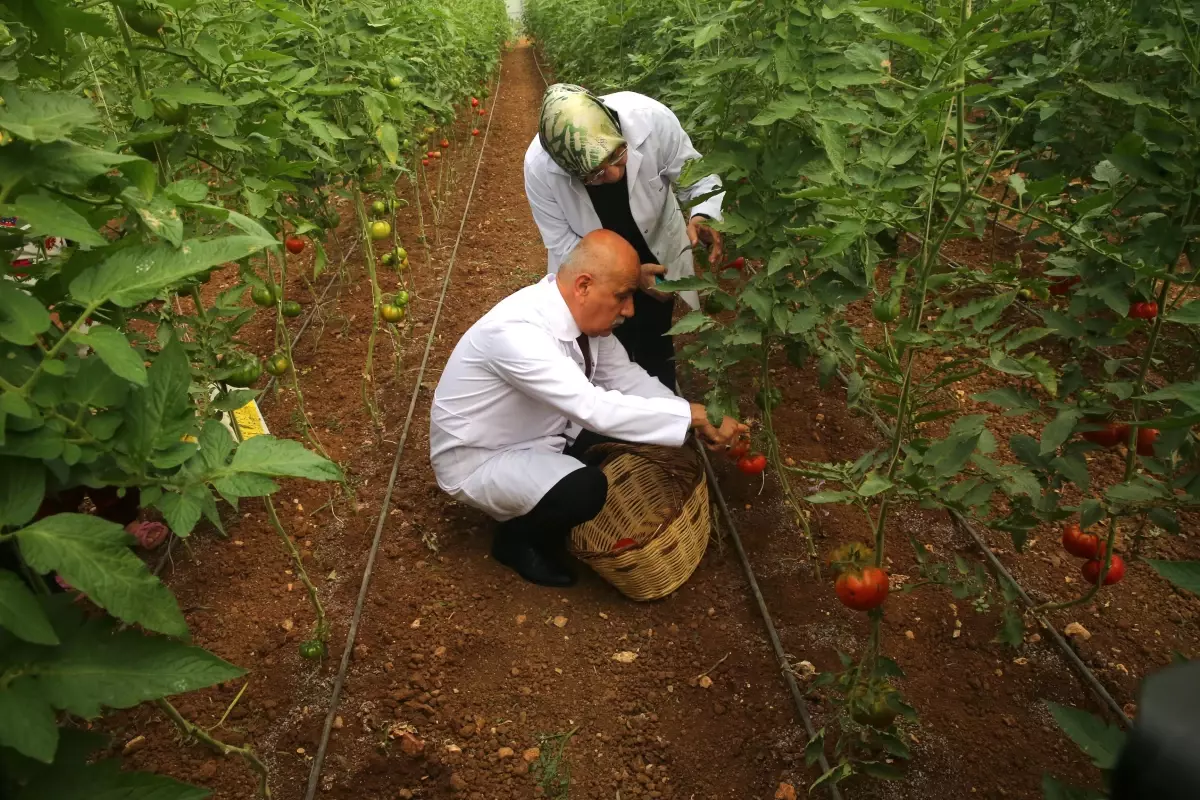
[583,144,628,185]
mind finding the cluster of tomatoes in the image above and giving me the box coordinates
[727,436,766,475]
[829,542,889,611]
[1061,522,1126,585]
[367,199,410,324]
[1081,419,1159,454]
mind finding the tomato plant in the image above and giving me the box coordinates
[0,0,507,793]
[529,0,1200,791]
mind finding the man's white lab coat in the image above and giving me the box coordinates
[429,275,692,521]
[524,92,724,311]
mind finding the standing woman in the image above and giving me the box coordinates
[524,83,725,392]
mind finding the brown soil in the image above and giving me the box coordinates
[100,44,1200,800]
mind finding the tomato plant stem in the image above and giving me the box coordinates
[264,498,327,643]
[155,699,272,798]
[353,188,384,433]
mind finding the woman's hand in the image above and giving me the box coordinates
[687,215,725,268]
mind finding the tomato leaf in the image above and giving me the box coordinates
[1,193,106,248]
[14,514,187,637]
[0,676,58,763]
[0,282,53,346]
[1145,559,1200,597]
[14,760,211,800]
[70,324,147,386]
[227,435,344,482]
[0,570,58,645]
[71,236,274,308]
[1045,702,1125,769]
[1039,408,1081,456]
[0,90,97,142]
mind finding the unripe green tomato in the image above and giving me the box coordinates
[385,75,402,90]
[370,221,391,240]
[380,303,405,323]
[264,353,290,376]
[225,358,262,387]
[872,292,901,323]
[381,251,395,267]
[281,300,302,318]
[395,290,410,307]
[371,200,388,216]
[299,639,326,659]
[250,285,275,307]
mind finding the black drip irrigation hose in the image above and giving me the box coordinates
[532,43,845,796]
[832,370,1132,727]
[696,442,846,800]
[300,62,505,800]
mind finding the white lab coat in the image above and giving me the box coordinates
[524,92,724,311]
[429,275,692,521]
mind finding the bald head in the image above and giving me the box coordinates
[556,230,642,337]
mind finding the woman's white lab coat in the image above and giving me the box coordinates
[523,91,724,310]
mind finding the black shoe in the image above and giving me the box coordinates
[492,536,576,587]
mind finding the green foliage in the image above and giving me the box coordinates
[530,0,1198,790]
[0,0,508,794]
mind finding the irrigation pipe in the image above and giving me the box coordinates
[301,60,505,800]
[696,442,845,800]
[832,370,1132,726]
[532,44,842,793]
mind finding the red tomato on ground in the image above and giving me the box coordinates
[737,453,767,475]
[1129,301,1159,320]
[1082,555,1125,585]
[285,236,305,254]
[1061,523,1101,559]
[1081,421,1128,448]
[1136,427,1159,456]
[835,567,889,611]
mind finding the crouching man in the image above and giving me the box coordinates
[429,230,745,587]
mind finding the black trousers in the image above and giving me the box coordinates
[496,435,610,550]
[613,290,676,392]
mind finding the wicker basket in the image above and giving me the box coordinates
[570,443,710,601]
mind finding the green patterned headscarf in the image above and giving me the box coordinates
[538,83,625,180]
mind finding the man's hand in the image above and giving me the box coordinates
[689,403,749,449]
[639,263,671,302]
[687,215,725,268]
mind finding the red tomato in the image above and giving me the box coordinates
[285,236,305,255]
[1082,555,1125,585]
[440,138,450,149]
[472,128,480,136]
[1061,523,1101,559]
[1129,301,1159,320]
[727,256,746,270]
[835,567,889,611]
[1049,276,1080,296]
[432,151,442,159]
[1136,427,1159,456]
[1081,421,1128,448]
[421,158,430,166]
[470,97,479,107]
[479,108,487,116]
[611,537,638,553]
[737,453,767,475]
[728,440,750,460]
